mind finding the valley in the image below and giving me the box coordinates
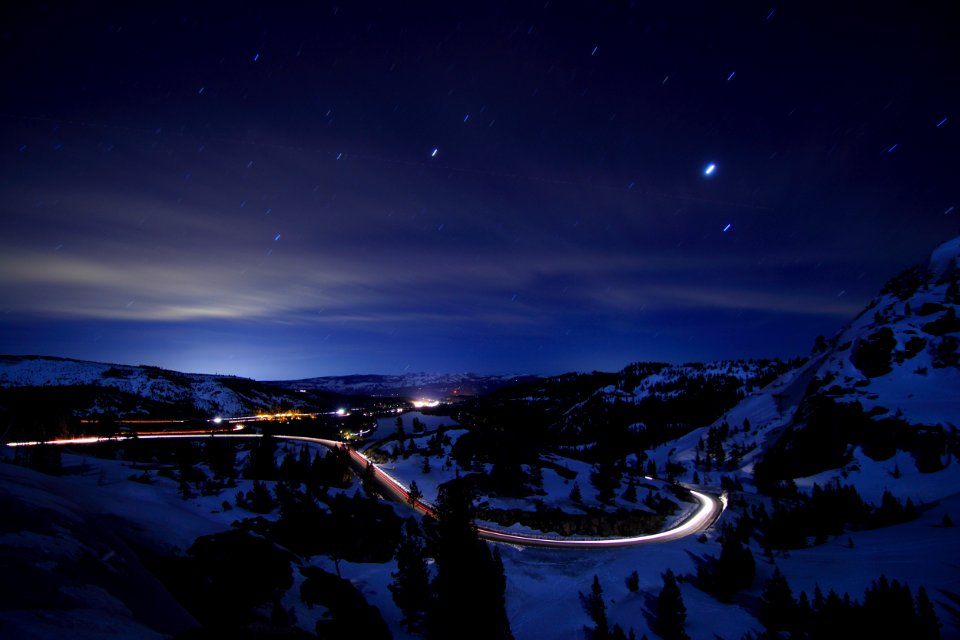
[1,237,959,639]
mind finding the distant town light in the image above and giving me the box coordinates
[412,399,440,408]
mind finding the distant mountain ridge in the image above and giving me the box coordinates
[0,355,313,418]
[269,372,542,398]
[0,355,540,417]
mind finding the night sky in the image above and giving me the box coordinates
[1,2,957,380]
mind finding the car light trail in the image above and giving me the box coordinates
[6,430,722,548]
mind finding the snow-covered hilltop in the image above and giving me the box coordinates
[632,236,960,504]
[0,355,305,418]
[807,236,960,426]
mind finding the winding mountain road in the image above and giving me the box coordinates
[6,430,724,548]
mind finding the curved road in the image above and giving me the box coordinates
[6,431,724,549]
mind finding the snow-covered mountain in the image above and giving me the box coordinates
[805,236,960,426]
[270,372,540,398]
[632,235,960,507]
[551,359,797,441]
[0,356,310,418]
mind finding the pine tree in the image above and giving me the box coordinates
[390,518,431,632]
[279,451,299,484]
[812,584,825,611]
[246,479,275,513]
[570,481,583,503]
[796,591,812,632]
[426,477,513,640]
[297,444,311,482]
[580,575,609,639]
[654,569,688,640]
[244,434,278,480]
[760,567,796,632]
[703,532,755,600]
[407,480,423,507]
[204,437,237,479]
[916,586,941,639]
[361,460,378,497]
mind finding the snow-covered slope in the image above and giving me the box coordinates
[0,462,198,638]
[550,358,797,441]
[0,355,302,417]
[804,238,960,426]
[649,235,960,504]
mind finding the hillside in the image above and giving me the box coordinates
[747,235,960,497]
[0,356,320,419]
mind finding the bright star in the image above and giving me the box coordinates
[704,163,717,176]
[431,148,439,157]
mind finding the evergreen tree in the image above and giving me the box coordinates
[246,480,275,513]
[390,518,431,632]
[579,575,608,639]
[698,530,755,600]
[297,444,311,482]
[407,480,423,507]
[203,437,237,479]
[760,568,796,632]
[279,450,300,484]
[916,586,941,640]
[426,477,513,639]
[625,570,639,593]
[591,461,621,504]
[244,435,278,480]
[716,534,755,595]
[812,584,825,612]
[361,460,378,497]
[653,569,688,640]
[796,591,813,632]
[570,481,583,503]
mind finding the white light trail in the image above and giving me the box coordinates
[5,430,722,548]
